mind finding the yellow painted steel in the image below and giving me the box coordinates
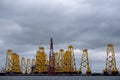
[103,44,119,75]
[4,44,120,75]
[57,49,64,73]
[54,50,64,73]
[5,50,13,73]
[11,53,21,73]
[62,45,77,73]
[79,49,91,74]
[54,52,59,73]
[33,47,48,73]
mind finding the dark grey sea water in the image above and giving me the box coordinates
[0,76,120,80]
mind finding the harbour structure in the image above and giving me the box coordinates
[62,45,77,74]
[54,52,59,73]
[33,47,48,73]
[21,57,26,74]
[3,39,119,76]
[5,50,13,73]
[11,53,21,74]
[79,49,91,74]
[103,44,119,75]
[5,50,21,74]
[55,49,64,74]
[31,59,35,73]
[26,59,31,74]
[48,38,55,74]
[58,49,64,73]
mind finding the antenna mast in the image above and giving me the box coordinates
[48,38,55,74]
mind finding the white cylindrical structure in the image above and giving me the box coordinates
[27,59,31,74]
[21,57,26,74]
[32,59,35,66]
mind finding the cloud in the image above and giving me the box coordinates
[0,0,120,73]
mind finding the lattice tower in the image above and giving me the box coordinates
[11,53,21,73]
[58,49,64,73]
[33,47,48,73]
[54,52,60,73]
[21,57,26,74]
[32,59,35,66]
[48,38,55,74]
[79,49,91,74]
[5,50,13,73]
[103,44,119,75]
[62,45,77,73]
[26,59,31,74]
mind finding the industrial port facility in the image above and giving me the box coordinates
[1,38,119,76]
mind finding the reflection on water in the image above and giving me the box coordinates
[0,76,120,80]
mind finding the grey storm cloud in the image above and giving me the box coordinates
[0,0,120,72]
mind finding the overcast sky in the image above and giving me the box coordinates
[0,0,120,73]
